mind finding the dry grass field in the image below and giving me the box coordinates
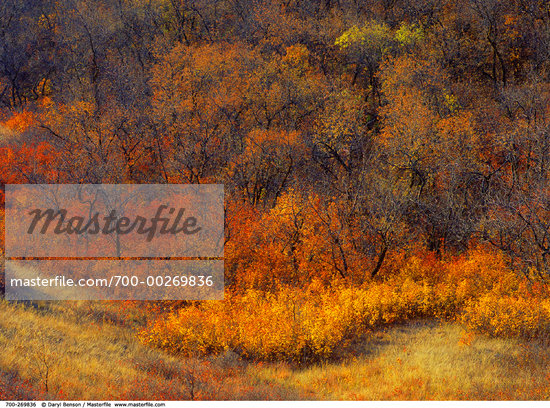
[1,299,549,400]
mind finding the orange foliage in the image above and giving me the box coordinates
[224,190,372,290]
[0,142,62,185]
[1,110,35,133]
[140,247,549,362]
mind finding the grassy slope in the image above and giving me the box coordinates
[1,300,549,400]
[249,320,550,400]
[0,300,299,400]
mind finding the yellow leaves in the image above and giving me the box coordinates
[335,25,362,49]
[461,293,550,339]
[335,22,392,53]
[394,23,424,47]
[336,21,422,64]
[443,92,459,112]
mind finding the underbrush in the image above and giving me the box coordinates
[139,249,550,362]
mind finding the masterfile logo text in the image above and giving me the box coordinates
[4,184,224,301]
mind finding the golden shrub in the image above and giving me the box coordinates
[139,249,549,362]
[461,294,550,339]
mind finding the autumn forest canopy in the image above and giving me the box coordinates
[1,0,549,284]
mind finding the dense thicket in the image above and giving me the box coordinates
[1,0,550,284]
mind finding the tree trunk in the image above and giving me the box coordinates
[371,245,388,278]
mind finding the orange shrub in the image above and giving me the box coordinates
[139,248,548,362]
[462,294,550,339]
[139,279,450,362]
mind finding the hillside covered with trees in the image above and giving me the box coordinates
[1,0,550,400]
